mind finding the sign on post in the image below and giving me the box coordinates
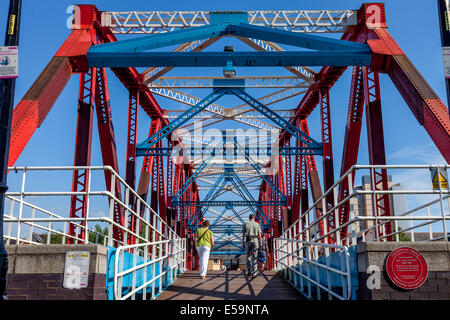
[63,251,90,289]
[0,46,18,79]
[430,167,448,190]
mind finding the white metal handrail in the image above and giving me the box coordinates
[113,239,186,300]
[274,164,449,300]
[283,164,449,247]
[274,239,352,300]
[4,166,179,249]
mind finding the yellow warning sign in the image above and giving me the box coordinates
[430,168,448,190]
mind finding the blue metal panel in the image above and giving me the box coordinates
[87,50,372,68]
[210,12,248,25]
[213,78,246,87]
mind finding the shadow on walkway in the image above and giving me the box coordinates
[156,270,304,300]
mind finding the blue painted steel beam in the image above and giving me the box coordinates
[188,172,228,225]
[230,88,322,147]
[87,50,372,68]
[136,146,323,157]
[137,89,227,149]
[172,142,223,202]
[229,207,245,225]
[210,251,245,256]
[214,241,244,251]
[227,23,371,51]
[211,207,228,226]
[228,169,271,223]
[88,22,370,53]
[88,24,230,53]
[241,151,286,202]
[174,200,284,206]
[190,224,270,232]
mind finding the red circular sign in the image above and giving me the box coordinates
[385,247,428,290]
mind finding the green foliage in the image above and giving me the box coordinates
[39,224,109,244]
[88,224,109,244]
[396,227,411,242]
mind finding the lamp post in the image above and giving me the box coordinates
[0,0,22,300]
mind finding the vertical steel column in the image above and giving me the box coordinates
[337,66,365,243]
[137,118,162,203]
[284,140,293,208]
[363,67,392,240]
[69,68,97,243]
[125,90,139,245]
[300,119,325,238]
[157,148,167,225]
[94,67,124,245]
[320,88,335,193]
[125,89,139,190]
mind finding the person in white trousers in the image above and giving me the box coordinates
[195,220,214,279]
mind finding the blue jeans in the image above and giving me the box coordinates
[246,241,259,275]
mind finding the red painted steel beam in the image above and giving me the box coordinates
[363,67,393,240]
[125,90,139,189]
[8,27,96,167]
[365,27,450,162]
[94,67,125,245]
[68,68,96,243]
[336,66,365,242]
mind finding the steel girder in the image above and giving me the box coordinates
[68,68,97,243]
[138,89,227,149]
[100,10,358,34]
[88,50,372,68]
[136,146,322,157]
[88,21,371,53]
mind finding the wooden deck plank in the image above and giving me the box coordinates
[156,270,305,300]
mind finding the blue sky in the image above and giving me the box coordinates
[0,0,448,214]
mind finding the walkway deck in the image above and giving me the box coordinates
[156,270,305,300]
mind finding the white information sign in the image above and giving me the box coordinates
[63,251,90,289]
[0,46,18,79]
[442,47,450,79]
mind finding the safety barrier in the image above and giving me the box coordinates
[3,166,186,300]
[3,166,177,247]
[274,164,449,300]
[113,239,186,300]
[274,239,353,300]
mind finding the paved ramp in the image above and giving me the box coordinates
[156,270,305,300]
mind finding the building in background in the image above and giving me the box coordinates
[352,175,408,239]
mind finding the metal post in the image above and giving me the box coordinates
[437,0,450,107]
[0,0,22,301]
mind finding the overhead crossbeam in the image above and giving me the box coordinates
[88,50,372,68]
[149,76,312,89]
[136,145,322,157]
[100,10,358,34]
[87,21,372,67]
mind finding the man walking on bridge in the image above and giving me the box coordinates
[242,214,262,279]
